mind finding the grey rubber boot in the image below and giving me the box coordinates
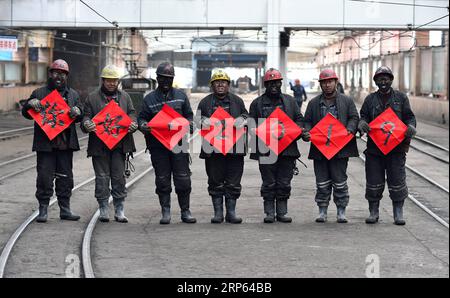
[263,199,275,223]
[225,198,242,224]
[113,198,128,223]
[178,195,196,223]
[275,200,292,223]
[98,199,110,222]
[211,196,224,224]
[336,206,348,223]
[365,201,379,224]
[36,203,48,223]
[159,195,171,225]
[58,198,81,221]
[315,206,328,223]
[393,201,406,225]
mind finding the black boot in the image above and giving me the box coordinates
[225,198,242,224]
[276,200,292,223]
[159,195,171,225]
[36,203,48,223]
[113,198,128,223]
[337,206,348,223]
[365,201,380,224]
[98,199,110,222]
[315,206,328,223]
[263,199,275,223]
[58,198,80,221]
[393,201,406,225]
[178,195,196,223]
[211,196,224,224]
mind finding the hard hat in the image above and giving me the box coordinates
[156,62,175,77]
[318,69,338,82]
[50,59,69,73]
[101,65,121,79]
[373,66,394,81]
[210,69,230,84]
[263,68,283,82]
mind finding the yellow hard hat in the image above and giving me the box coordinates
[101,65,121,79]
[210,69,230,84]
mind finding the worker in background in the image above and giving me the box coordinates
[289,79,307,111]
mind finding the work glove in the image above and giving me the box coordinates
[139,122,151,133]
[358,120,371,135]
[69,106,81,118]
[301,130,311,142]
[83,119,96,132]
[233,116,247,129]
[28,98,42,112]
[405,124,417,138]
[128,121,138,133]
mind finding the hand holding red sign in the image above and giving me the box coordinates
[200,106,246,155]
[92,101,132,150]
[368,107,407,155]
[310,113,354,160]
[255,107,302,155]
[148,104,190,151]
[27,89,75,140]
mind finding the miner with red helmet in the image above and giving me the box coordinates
[358,66,416,225]
[289,78,307,111]
[21,59,83,223]
[303,68,359,223]
[248,68,308,223]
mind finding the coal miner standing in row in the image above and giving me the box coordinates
[249,68,308,223]
[303,69,359,223]
[138,62,196,224]
[82,65,138,223]
[22,59,83,223]
[196,69,249,224]
[358,66,416,225]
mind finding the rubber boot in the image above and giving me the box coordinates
[393,201,406,225]
[336,206,348,223]
[36,203,48,223]
[178,195,196,223]
[113,198,128,223]
[98,199,110,222]
[315,206,328,223]
[263,199,275,223]
[365,201,379,224]
[275,200,292,223]
[159,195,171,225]
[225,198,242,224]
[58,198,81,221]
[211,196,224,224]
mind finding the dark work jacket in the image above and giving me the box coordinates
[360,88,416,155]
[248,93,304,160]
[21,85,82,152]
[138,88,193,151]
[196,93,249,159]
[303,93,359,160]
[81,88,136,157]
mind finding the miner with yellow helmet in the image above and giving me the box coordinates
[81,65,138,223]
[196,69,249,224]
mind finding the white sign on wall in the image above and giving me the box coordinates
[0,36,18,52]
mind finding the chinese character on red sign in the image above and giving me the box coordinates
[255,107,302,155]
[368,107,407,155]
[148,104,190,151]
[27,90,74,140]
[310,113,354,160]
[200,106,246,155]
[92,100,132,150]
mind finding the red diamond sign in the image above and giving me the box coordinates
[200,106,246,155]
[92,100,132,150]
[255,107,302,155]
[368,107,407,155]
[310,113,354,160]
[148,104,190,151]
[27,89,74,140]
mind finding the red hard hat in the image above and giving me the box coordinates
[263,68,283,82]
[50,59,69,73]
[319,69,338,82]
